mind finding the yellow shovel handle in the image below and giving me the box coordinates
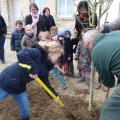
[35,76,64,108]
[19,63,64,108]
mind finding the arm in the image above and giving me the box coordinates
[41,15,46,31]
[10,32,15,51]
[51,15,56,26]
[1,15,7,34]
[17,48,40,74]
[55,64,65,74]
[75,41,82,60]
[25,15,32,25]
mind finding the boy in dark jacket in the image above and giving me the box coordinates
[0,14,7,64]
[0,41,61,120]
[10,20,25,52]
[58,28,79,76]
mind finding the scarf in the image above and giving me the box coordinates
[31,13,39,37]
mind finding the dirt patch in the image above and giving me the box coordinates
[0,38,100,120]
[0,79,99,120]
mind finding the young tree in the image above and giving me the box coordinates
[74,0,113,29]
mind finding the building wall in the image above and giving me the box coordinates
[0,0,119,31]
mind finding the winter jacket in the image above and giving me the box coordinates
[0,62,32,94]
[25,14,46,36]
[43,15,55,31]
[10,28,25,52]
[0,15,7,36]
[0,47,57,96]
[91,31,120,88]
[21,33,37,48]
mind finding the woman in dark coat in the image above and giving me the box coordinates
[75,0,97,39]
[25,3,45,38]
[43,7,56,31]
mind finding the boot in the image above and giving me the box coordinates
[21,117,29,120]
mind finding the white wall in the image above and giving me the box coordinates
[101,0,120,24]
[13,0,30,21]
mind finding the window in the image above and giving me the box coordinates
[33,0,45,14]
[57,0,73,18]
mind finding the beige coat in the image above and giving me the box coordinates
[21,33,37,48]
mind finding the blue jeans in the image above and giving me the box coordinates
[0,88,29,119]
[0,35,5,61]
[51,67,66,87]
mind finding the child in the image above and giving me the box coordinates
[21,24,37,48]
[58,28,79,77]
[50,26,58,41]
[49,43,67,89]
[75,29,91,85]
[10,20,25,52]
[0,41,61,120]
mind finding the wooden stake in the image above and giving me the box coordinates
[88,63,96,111]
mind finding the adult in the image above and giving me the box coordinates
[0,14,7,64]
[42,7,56,32]
[83,30,120,120]
[25,3,45,38]
[75,0,97,39]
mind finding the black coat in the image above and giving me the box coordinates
[0,15,7,36]
[25,14,46,36]
[43,15,55,31]
[59,38,79,63]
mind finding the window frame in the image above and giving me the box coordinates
[57,0,73,19]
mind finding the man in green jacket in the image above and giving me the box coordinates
[83,30,120,120]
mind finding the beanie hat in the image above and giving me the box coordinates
[102,23,110,33]
[63,28,71,36]
[58,31,65,37]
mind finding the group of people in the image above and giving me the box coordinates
[0,0,120,120]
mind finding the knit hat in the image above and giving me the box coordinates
[58,31,65,37]
[63,28,71,37]
[102,23,110,33]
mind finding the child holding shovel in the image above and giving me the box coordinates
[0,41,62,120]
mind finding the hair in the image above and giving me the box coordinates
[15,20,23,25]
[38,41,62,55]
[109,17,120,31]
[83,29,99,46]
[77,0,89,13]
[38,31,51,41]
[29,3,39,11]
[50,26,58,33]
[43,7,50,15]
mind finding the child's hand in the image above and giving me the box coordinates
[61,70,65,75]
[52,96,60,108]
[29,74,37,79]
